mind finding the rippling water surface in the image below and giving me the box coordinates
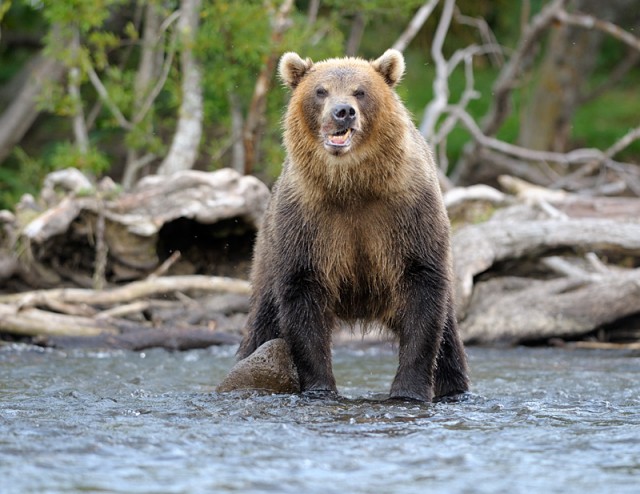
[1,343,639,494]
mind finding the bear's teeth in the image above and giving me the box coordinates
[329,128,351,145]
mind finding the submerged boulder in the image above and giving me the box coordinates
[217,339,300,394]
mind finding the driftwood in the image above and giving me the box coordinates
[447,178,640,344]
[1,167,269,288]
[453,218,640,318]
[460,271,640,343]
[2,168,640,350]
[38,327,240,351]
[0,274,249,350]
[0,168,264,350]
[0,275,250,307]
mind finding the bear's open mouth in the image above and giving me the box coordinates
[325,128,354,148]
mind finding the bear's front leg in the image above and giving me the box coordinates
[237,289,280,360]
[277,270,337,395]
[388,263,449,402]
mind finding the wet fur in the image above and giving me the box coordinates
[238,50,469,402]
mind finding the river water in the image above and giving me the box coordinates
[1,343,639,494]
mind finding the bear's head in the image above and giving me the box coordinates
[278,50,406,160]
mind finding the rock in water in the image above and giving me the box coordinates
[217,339,300,394]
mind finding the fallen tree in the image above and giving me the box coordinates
[448,177,640,344]
[1,169,640,349]
[1,167,269,289]
[0,275,250,349]
[0,168,262,349]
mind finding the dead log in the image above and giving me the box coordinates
[444,184,513,227]
[569,341,640,350]
[38,326,240,351]
[498,175,640,221]
[0,275,250,309]
[0,273,250,349]
[0,297,243,350]
[10,168,269,286]
[5,171,640,349]
[452,218,640,320]
[0,303,117,337]
[460,270,640,343]
[0,253,18,282]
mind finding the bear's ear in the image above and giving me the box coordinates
[279,52,314,90]
[371,49,405,88]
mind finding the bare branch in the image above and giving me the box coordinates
[450,107,604,165]
[433,48,481,171]
[555,9,640,52]
[392,0,440,52]
[453,6,504,67]
[419,0,455,141]
[156,9,181,39]
[68,28,90,154]
[121,152,156,190]
[604,125,640,160]
[578,49,640,104]
[85,64,133,130]
[345,12,366,56]
[132,22,178,126]
[0,52,65,165]
[551,125,640,192]
[433,45,501,146]
[158,0,204,175]
[0,275,251,307]
[482,0,569,137]
[307,0,320,26]
[92,195,108,290]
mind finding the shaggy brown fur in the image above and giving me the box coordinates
[238,50,469,402]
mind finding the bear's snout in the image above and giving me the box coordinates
[322,102,359,153]
[331,103,356,126]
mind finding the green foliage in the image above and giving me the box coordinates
[87,31,121,69]
[0,1,11,22]
[197,0,345,175]
[198,1,271,120]
[0,147,48,209]
[36,78,76,116]
[49,141,110,175]
[40,0,122,33]
[0,0,639,211]
[573,74,640,159]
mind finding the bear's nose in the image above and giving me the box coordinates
[332,104,356,123]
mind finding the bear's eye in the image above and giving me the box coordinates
[354,89,365,99]
[316,87,328,98]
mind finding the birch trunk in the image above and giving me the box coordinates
[123,1,162,188]
[157,0,203,175]
[68,28,90,155]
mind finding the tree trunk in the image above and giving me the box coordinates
[345,12,366,56]
[157,0,203,175]
[68,28,90,155]
[242,0,294,175]
[307,0,320,26]
[519,0,640,152]
[0,53,65,165]
[123,1,162,188]
[229,91,245,174]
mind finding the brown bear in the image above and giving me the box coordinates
[237,49,469,402]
